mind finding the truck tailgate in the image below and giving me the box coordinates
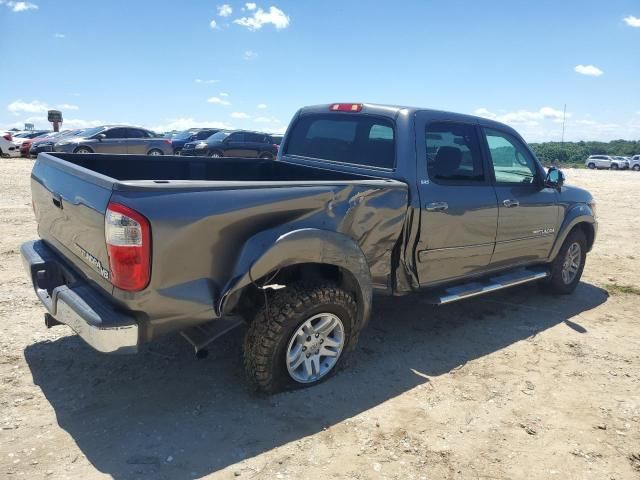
[31,156,114,293]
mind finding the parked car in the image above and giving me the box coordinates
[630,155,640,171]
[180,130,280,159]
[22,102,597,393]
[585,155,627,170]
[53,126,172,155]
[170,128,221,154]
[29,130,82,157]
[11,130,50,146]
[0,131,20,157]
[20,131,56,156]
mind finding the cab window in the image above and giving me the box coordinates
[425,122,485,184]
[483,128,538,184]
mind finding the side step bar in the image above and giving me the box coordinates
[427,268,549,305]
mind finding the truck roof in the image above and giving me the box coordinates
[298,103,524,139]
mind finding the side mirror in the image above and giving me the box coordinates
[545,167,565,189]
[96,133,106,141]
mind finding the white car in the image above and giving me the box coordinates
[585,155,627,170]
[0,132,21,157]
[630,155,640,171]
[11,130,50,146]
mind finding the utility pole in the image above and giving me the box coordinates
[561,104,566,145]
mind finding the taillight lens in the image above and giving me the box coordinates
[105,202,151,291]
[273,143,279,151]
[2,134,11,141]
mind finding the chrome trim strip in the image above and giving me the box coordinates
[438,271,548,305]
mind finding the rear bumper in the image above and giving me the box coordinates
[21,240,139,354]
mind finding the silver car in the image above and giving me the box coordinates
[54,126,172,155]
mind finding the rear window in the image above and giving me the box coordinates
[284,114,395,169]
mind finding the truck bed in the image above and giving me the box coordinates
[50,152,378,184]
[30,152,409,342]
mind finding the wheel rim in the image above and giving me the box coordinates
[285,312,345,384]
[77,148,89,154]
[211,153,221,157]
[561,242,582,284]
[149,150,161,156]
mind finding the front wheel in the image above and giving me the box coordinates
[74,147,92,154]
[633,165,640,171]
[259,153,274,160]
[540,229,587,294]
[611,163,619,170]
[244,283,358,394]
[147,149,163,156]
[209,151,222,158]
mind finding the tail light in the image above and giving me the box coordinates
[163,139,172,146]
[105,202,151,291]
[2,134,11,141]
[273,144,279,151]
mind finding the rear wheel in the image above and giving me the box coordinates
[540,229,587,295]
[587,162,596,169]
[259,153,274,160]
[611,163,619,170]
[147,149,163,156]
[209,151,222,158]
[74,147,92,154]
[244,282,358,394]
[633,165,640,171]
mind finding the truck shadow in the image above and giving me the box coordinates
[24,282,608,479]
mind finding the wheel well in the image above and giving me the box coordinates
[73,146,93,153]
[573,222,595,252]
[231,263,361,323]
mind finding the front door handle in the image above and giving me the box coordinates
[425,201,449,212]
[503,199,520,208]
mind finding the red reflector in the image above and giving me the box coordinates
[105,202,151,291]
[329,103,363,112]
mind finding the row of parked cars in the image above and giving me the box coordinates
[585,155,640,171]
[1,126,284,159]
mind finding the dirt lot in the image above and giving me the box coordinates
[0,158,639,480]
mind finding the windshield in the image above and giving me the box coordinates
[173,130,197,140]
[78,126,105,138]
[207,131,230,142]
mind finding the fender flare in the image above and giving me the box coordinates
[549,204,596,260]
[218,228,373,328]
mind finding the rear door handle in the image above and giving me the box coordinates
[425,201,448,212]
[52,193,63,209]
[503,199,520,208]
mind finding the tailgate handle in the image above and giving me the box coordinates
[52,194,63,210]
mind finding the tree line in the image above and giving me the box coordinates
[529,140,640,166]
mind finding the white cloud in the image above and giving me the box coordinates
[57,104,79,110]
[231,112,251,119]
[209,19,218,29]
[0,1,39,12]
[243,50,258,60]
[254,116,280,124]
[149,118,231,133]
[53,33,65,38]
[474,107,571,126]
[219,92,229,97]
[245,2,257,10]
[257,103,268,109]
[217,4,232,17]
[8,100,48,114]
[623,15,640,27]
[195,78,218,84]
[574,64,603,76]
[234,6,290,30]
[207,96,231,106]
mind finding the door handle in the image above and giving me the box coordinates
[52,194,63,209]
[425,201,448,212]
[503,199,520,208]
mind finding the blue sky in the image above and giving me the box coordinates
[1,0,639,142]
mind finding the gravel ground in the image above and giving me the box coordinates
[0,158,639,480]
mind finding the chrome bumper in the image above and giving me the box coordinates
[21,240,139,354]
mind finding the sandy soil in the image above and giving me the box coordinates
[0,158,638,480]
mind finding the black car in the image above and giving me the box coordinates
[171,128,221,154]
[180,130,280,159]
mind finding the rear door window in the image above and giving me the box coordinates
[425,122,485,184]
[284,114,395,169]
[127,128,147,138]
[228,132,246,142]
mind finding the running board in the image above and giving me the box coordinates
[427,268,549,305]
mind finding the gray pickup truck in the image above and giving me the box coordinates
[22,103,597,393]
